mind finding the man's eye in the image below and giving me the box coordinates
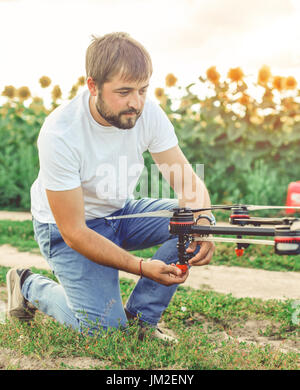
[119,91,129,96]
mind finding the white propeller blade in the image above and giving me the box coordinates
[105,204,300,220]
[193,236,275,246]
[212,204,300,211]
[105,209,173,220]
[291,220,300,231]
[246,205,300,211]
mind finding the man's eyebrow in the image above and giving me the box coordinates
[113,84,149,92]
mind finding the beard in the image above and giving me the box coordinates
[95,93,142,130]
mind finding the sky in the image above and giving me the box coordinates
[1,0,300,102]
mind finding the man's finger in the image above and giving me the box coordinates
[188,242,215,266]
[189,241,209,259]
[186,240,197,252]
[167,264,184,276]
[190,250,213,266]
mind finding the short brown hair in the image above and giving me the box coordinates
[85,32,153,88]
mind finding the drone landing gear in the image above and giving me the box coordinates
[169,208,195,274]
[234,235,250,256]
[176,234,194,273]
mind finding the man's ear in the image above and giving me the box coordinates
[87,77,98,97]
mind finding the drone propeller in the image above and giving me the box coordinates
[205,204,300,212]
[105,204,300,220]
[246,205,300,212]
[105,209,173,220]
[291,220,300,231]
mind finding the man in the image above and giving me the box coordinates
[6,32,215,341]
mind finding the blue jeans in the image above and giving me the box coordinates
[22,197,189,335]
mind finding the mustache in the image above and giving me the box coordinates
[120,108,140,115]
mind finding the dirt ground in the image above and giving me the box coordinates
[0,210,299,369]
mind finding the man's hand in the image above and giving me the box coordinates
[142,260,189,286]
[186,238,215,266]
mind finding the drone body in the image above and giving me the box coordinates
[106,203,300,271]
[168,206,300,269]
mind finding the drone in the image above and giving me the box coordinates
[106,204,300,273]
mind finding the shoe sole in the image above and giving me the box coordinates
[6,269,36,321]
[138,327,178,343]
[6,269,15,319]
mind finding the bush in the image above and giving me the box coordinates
[0,77,85,210]
[0,103,44,209]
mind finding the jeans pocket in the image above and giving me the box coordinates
[48,223,69,259]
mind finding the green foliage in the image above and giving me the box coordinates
[0,103,45,210]
[1,70,300,209]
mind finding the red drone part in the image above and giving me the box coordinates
[176,264,188,273]
[235,248,244,256]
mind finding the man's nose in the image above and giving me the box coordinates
[127,92,143,111]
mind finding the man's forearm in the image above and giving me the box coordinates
[65,226,141,275]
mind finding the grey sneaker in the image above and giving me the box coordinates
[6,268,36,321]
[124,308,178,343]
[138,326,178,343]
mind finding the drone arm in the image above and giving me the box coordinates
[193,236,275,246]
[190,224,276,237]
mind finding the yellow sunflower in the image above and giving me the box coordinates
[272,76,285,91]
[154,87,165,99]
[17,86,31,101]
[285,76,297,90]
[39,76,52,88]
[227,67,244,82]
[51,85,62,101]
[165,73,177,87]
[29,97,46,115]
[206,66,220,84]
[238,93,250,106]
[258,65,271,85]
[1,85,16,99]
[77,76,86,86]
[68,84,79,99]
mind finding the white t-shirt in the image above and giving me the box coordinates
[30,89,178,223]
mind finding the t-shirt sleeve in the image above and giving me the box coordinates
[37,131,81,191]
[147,102,178,153]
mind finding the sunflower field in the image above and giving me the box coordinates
[0,67,300,210]
[155,66,300,206]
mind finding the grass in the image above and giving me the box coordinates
[0,269,299,370]
[0,219,299,370]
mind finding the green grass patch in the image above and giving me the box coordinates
[0,220,37,253]
[213,240,300,272]
[0,269,299,370]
